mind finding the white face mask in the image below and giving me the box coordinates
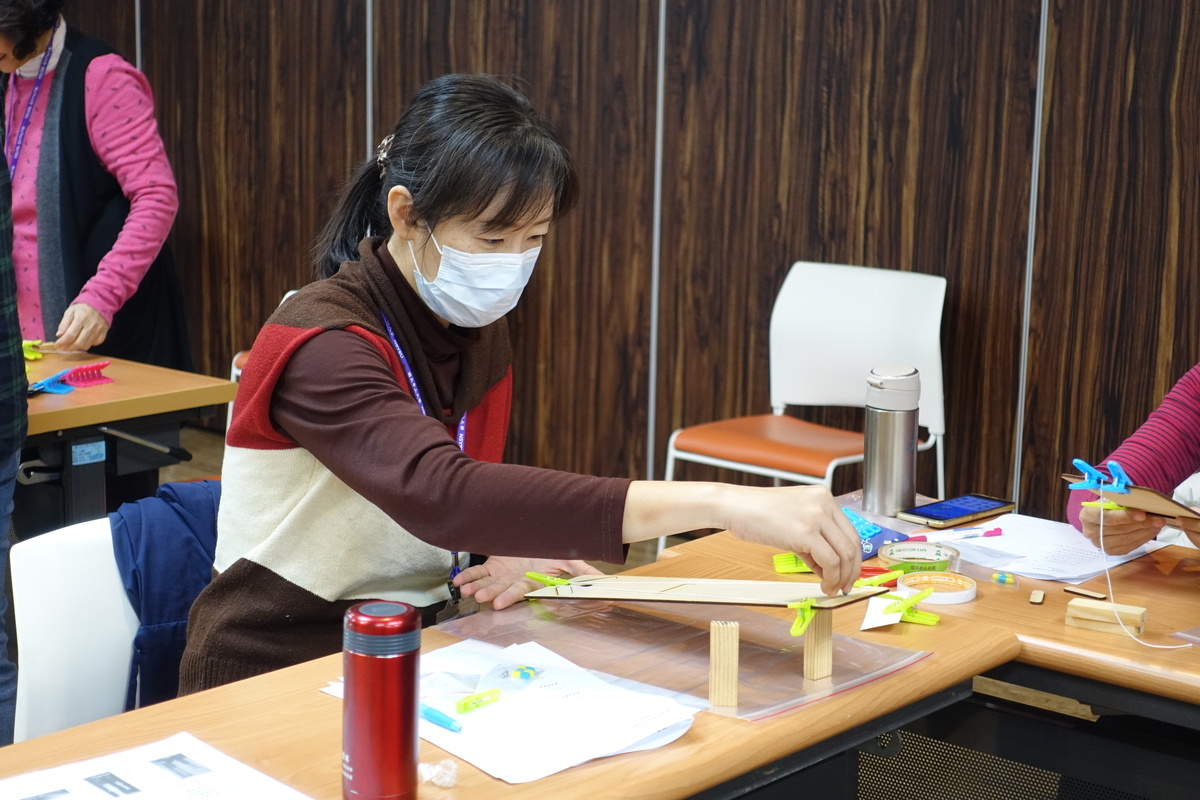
[408,232,541,327]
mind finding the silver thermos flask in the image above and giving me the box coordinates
[862,365,920,517]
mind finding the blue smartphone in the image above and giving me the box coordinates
[896,494,1015,528]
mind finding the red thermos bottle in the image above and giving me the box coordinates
[342,601,421,800]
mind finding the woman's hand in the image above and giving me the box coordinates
[1178,514,1200,550]
[452,556,603,610]
[1078,504,1164,554]
[720,485,862,595]
[622,481,861,596]
[54,303,110,352]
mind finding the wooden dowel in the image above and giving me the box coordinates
[803,609,834,680]
[709,621,739,707]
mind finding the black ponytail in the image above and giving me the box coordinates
[312,157,391,279]
[312,73,578,280]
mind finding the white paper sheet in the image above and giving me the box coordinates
[0,732,313,799]
[947,513,1166,583]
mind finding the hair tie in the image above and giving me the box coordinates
[376,134,395,178]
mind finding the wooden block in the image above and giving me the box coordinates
[1065,598,1146,636]
[1029,590,1044,605]
[708,621,739,707]
[803,609,834,681]
[1064,586,1107,600]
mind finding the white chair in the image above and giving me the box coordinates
[10,518,139,742]
[661,262,948,553]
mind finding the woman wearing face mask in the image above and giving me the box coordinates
[179,74,861,693]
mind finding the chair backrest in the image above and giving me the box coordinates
[11,518,139,742]
[769,261,947,435]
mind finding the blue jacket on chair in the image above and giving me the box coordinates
[109,480,219,710]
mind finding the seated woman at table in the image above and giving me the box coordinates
[179,73,862,693]
[1066,362,1200,554]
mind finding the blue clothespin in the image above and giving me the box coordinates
[1071,457,1130,510]
[28,368,75,395]
[1104,460,1131,495]
[1068,458,1107,492]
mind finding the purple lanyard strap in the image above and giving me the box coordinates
[381,312,468,581]
[6,18,59,180]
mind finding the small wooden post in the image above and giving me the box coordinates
[709,621,739,707]
[803,608,834,680]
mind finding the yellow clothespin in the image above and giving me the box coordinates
[787,599,817,636]
[772,553,812,574]
[881,589,940,626]
[22,340,44,361]
[1081,499,1126,511]
[854,569,904,588]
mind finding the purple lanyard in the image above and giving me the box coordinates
[6,18,59,181]
[381,312,468,579]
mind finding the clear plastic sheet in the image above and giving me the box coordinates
[439,598,930,721]
[1170,624,1200,645]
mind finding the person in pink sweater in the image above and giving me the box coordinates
[1066,363,1200,554]
[0,0,189,368]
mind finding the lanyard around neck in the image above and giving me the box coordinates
[380,311,467,449]
[380,311,469,583]
[6,18,59,180]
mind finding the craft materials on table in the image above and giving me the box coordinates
[875,541,960,573]
[439,598,932,721]
[842,506,909,556]
[895,571,977,604]
[523,573,884,606]
[908,527,1002,544]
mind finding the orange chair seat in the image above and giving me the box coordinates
[673,414,865,477]
[232,350,252,370]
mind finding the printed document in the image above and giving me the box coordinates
[0,731,312,799]
[947,513,1166,583]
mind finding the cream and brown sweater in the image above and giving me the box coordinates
[179,239,629,693]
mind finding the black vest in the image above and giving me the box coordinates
[8,28,192,370]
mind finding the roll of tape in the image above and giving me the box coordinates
[876,542,959,573]
[897,571,977,604]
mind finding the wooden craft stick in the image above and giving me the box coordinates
[1029,590,1045,605]
[1064,586,1107,600]
[1065,598,1146,636]
[803,608,834,680]
[709,621,739,707]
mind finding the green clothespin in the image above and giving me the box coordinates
[22,340,43,361]
[787,599,817,636]
[881,589,940,626]
[854,569,904,588]
[525,571,570,586]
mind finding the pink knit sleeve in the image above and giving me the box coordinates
[73,54,178,323]
[1066,363,1200,528]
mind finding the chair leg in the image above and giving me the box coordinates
[935,437,946,500]
[655,450,679,558]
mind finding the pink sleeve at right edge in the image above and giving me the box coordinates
[1065,363,1200,529]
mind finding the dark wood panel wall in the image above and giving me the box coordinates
[1021,0,1200,519]
[66,1,1199,523]
[658,1,1039,506]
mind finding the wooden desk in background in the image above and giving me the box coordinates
[0,537,1020,799]
[16,353,236,535]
